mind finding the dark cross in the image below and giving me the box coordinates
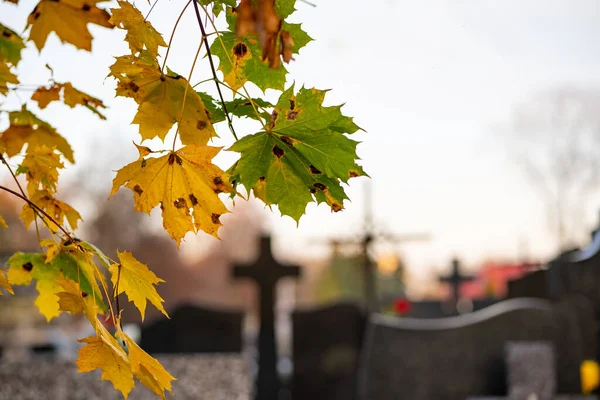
[438,258,475,304]
[313,180,430,312]
[232,236,301,400]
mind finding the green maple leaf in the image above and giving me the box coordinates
[199,0,236,16]
[0,24,25,66]
[197,91,273,124]
[282,22,313,55]
[211,32,287,92]
[6,251,107,313]
[276,0,296,18]
[228,85,366,221]
[214,6,312,92]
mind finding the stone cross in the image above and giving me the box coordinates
[232,236,301,400]
[438,258,475,304]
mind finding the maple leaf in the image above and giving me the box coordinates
[0,270,14,295]
[31,84,61,108]
[0,62,18,95]
[200,0,236,16]
[229,85,365,220]
[109,1,167,58]
[0,23,26,65]
[18,145,64,196]
[5,252,61,320]
[6,251,105,319]
[0,107,74,162]
[56,277,100,315]
[275,0,296,19]
[26,0,113,51]
[109,251,167,321]
[1,0,18,4]
[121,333,175,398]
[21,190,82,232]
[197,91,272,124]
[110,145,234,245]
[280,21,312,58]
[211,31,287,92]
[31,82,106,118]
[109,54,216,144]
[77,335,134,398]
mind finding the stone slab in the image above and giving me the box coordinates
[0,354,250,400]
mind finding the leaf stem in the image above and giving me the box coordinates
[0,154,49,250]
[172,40,204,150]
[0,184,74,241]
[161,0,192,73]
[192,0,238,141]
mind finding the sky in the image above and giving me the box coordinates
[2,0,600,291]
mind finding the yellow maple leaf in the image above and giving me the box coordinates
[0,62,18,95]
[26,0,113,51]
[0,214,6,229]
[77,335,135,398]
[56,277,102,316]
[108,54,215,145]
[32,82,106,119]
[0,107,74,162]
[0,270,14,295]
[20,145,64,196]
[35,278,62,321]
[121,333,175,398]
[109,1,167,58]
[110,145,234,245]
[31,84,61,108]
[109,251,167,321]
[21,190,82,232]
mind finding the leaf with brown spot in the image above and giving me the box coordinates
[109,1,167,58]
[0,107,74,162]
[0,23,26,65]
[228,85,366,220]
[211,32,287,92]
[109,53,216,144]
[110,145,235,246]
[19,144,64,196]
[26,0,113,51]
[20,190,82,233]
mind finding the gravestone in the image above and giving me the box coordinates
[505,342,555,400]
[140,304,244,354]
[292,302,367,400]
[438,258,475,305]
[358,297,595,400]
[507,270,549,299]
[232,236,301,400]
[0,354,250,399]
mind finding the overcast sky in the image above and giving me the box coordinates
[2,0,600,288]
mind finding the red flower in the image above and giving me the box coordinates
[393,297,411,315]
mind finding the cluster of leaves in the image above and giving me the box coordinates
[0,0,365,398]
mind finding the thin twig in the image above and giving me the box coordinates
[172,40,204,150]
[162,0,192,73]
[192,0,238,141]
[144,0,160,20]
[198,3,266,131]
[0,154,45,251]
[0,184,74,240]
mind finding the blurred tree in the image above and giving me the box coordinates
[509,87,600,252]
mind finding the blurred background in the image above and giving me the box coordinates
[1,0,600,365]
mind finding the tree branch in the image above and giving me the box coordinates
[192,0,238,141]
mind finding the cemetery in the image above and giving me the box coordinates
[1,228,600,399]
